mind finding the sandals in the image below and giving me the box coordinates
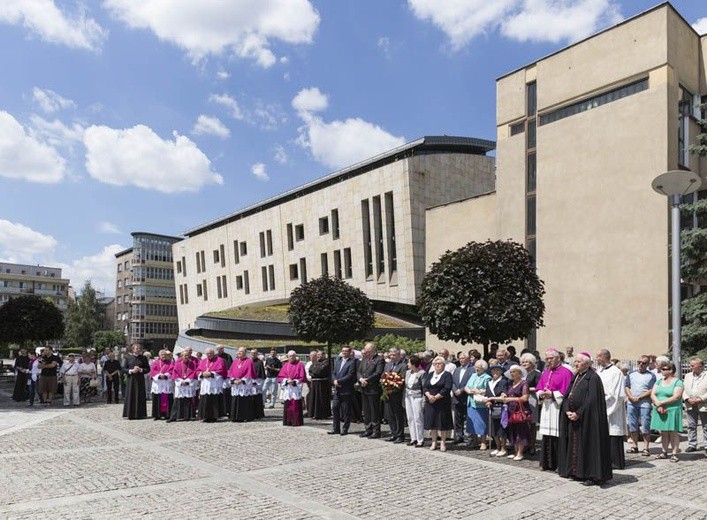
[641,449,651,457]
[626,447,639,454]
[669,455,679,463]
[656,452,668,459]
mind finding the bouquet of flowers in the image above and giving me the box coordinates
[380,371,404,402]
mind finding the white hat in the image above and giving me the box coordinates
[504,364,527,379]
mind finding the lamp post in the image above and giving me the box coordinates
[651,170,701,377]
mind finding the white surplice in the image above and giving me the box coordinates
[598,364,626,436]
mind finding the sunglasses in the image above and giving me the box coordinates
[660,367,671,371]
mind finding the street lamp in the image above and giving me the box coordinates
[652,170,701,377]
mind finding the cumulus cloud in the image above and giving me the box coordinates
[292,87,329,115]
[98,221,121,234]
[104,0,320,66]
[273,144,288,164]
[0,111,66,183]
[209,93,244,120]
[0,0,106,51]
[192,115,230,139]
[83,124,223,193]
[58,244,126,295]
[407,0,622,48]
[32,87,76,113]
[28,115,84,150]
[251,162,269,181]
[693,18,707,35]
[0,220,57,263]
[216,69,230,80]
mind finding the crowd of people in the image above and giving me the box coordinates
[10,341,707,486]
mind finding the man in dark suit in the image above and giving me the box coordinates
[357,342,386,438]
[452,351,474,444]
[329,346,357,435]
[384,347,407,443]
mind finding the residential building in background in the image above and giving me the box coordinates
[173,136,495,329]
[114,232,181,351]
[0,262,70,313]
[427,3,706,360]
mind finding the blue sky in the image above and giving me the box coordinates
[0,1,704,295]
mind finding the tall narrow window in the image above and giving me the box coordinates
[244,270,250,294]
[334,249,342,279]
[527,153,537,193]
[179,284,184,304]
[344,248,352,279]
[321,253,329,276]
[319,217,329,235]
[196,252,201,274]
[361,199,373,278]
[220,244,225,267]
[525,81,538,351]
[287,224,294,250]
[202,280,208,301]
[384,192,397,276]
[289,264,299,280]
[236,275,243,290]
[181,256,186,276]
[221,275,227,298]
[299,258,307,283]
[679,86,693,167]
[261,266,268,292]
[268,265,275,290]
[233,241,240,264]
[213,249,220,264]
[183,284,188,304]
[217,276,223,299]
[266,230,273,256]
[331,209,340,239]
[259,232,266,258]
[200,251,206,272]
[372,195,384,277]
[240,242,247,256]
[295,224,305,241]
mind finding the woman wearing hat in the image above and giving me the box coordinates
[485,363,509,456]
[502,364,532,461]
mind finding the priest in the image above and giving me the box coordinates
[169,350,198,422]
[196,347,228,422]
[558,354,613,486]
[150,349,175,420]
[227,347,257,422]
[12,348,31,401]
[277,350,307,426]
[596,349,627,469]
[536,348,574,470]
[216,345,233,415]
[122,344,150,420]
[307,351,332,420]
[251,349,266,419]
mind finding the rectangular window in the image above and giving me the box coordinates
[213,249,220,264]
[344,248,352,278]
[319,217,329,235]
[295,224,305,241]
[527,119,536,149]
[527,152,537,193]
[259,232,266,258]
[299,258,307,283]
[321,253,329,276]
[240,241,247,256]
[217,276,222,299]
[200,251,206,272]
[183,284,188,304]
[361,199,373,278]
[266,230,273,256]
[384,191,397,275]
[526,195,537,236]
[289,263,299,280]
[196,283,203,297]
[202,280,208,301]
[287,224,294,250]
[261,266,268,292]
[221,275,227,298]
[243,270,250,295]
[196,252,201,274]
[233,241,240,264]
[236,275,243,290]
[220,244,225,267]
[372,195,384,277]
[181,256,186,276]
[331,209,340,239]
[118,264,123,273]
[510,122,525,136]
[679,86,693,167]
[527,81,537,116]
[334,249,342,279]
[268,265,275,291]
[179,285,184,304]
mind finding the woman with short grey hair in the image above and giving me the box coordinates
[423,356,454,451]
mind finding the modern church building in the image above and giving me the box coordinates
[427,2,707,360]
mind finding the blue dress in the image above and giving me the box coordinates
[466,372,491,435]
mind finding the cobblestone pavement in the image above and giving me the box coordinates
[1,386,705,519]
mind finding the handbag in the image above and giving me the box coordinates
[89,378,99,388]
[508,402,531,424]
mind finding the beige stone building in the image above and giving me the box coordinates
[0,262,70,313]
[174,136,495,329]
[427,3,707,360]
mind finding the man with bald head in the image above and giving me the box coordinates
[536,348,573,470]
[596,349,626,469]
[357,342,385,439]
[558,354,612,486]
[196,347,228,422]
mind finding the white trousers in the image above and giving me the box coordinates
[63,375,79,405]
[405,394,425,443]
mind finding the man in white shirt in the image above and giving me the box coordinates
[596,349,626,469]
[60,353,80,406]
[683,358,707,454]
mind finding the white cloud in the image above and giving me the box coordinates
[58,244,126,296]
[209,93,244,120]
[28,115,84,150]
[0,111,66,183]
[292,87,329,115]
[83,124,223,193]
[273,144,288,164]
[0,220,57,263]
[192,115,230,139]
[98,221,121,234]
[0,0,106,51]
[216,69,230,80]
[104,0,320,67]
[251,162,269,181]
[378,36,391,58]
[407,0,622,48]
[279,56,289,64]
[693,18,707,35]
[32,87,76,113]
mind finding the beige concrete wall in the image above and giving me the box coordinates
[495,128,526,244]
[497,69,526,126]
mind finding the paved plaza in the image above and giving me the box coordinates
[0,386,705,520]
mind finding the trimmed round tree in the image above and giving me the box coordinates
[418,239,545,355]
[288,276,375,370]
[0,295,65,347]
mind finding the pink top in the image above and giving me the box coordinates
[277,360,306,383]
[227,357,256,379]
[196,356,227,378]
[537,364,573,394]
[171,357,198,380]
[150,359,174,378]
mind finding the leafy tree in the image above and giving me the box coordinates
[92,330,125,352]
[349,333,426,355]
[0,295,64,346]
[418,239,545,355]
[64,281,103,349]
[288,276,374,369]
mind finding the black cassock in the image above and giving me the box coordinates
[307,360,332,420]
[122,354,150,420]
[253,358,266,419]
[558,368,613,483]
[12,355,30,401]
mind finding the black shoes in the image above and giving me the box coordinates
[340,431,348,436]
[327,430,341,435]
[685,446,697,453]
[393,438,405,444]
[359,431,372,438]
[369,433,381,439]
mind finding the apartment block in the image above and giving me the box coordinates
[0,262,70,313]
